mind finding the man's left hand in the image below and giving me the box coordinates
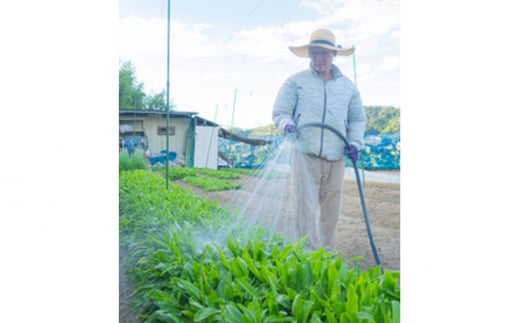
[344,144,359,163]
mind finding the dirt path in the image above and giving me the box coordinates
[184,176,400,271]
[119,174,400,321]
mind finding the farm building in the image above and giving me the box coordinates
[119,110,271,169]
[119,110,221,169]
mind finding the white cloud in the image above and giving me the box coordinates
[330,0,399,42]
[301,0,347,15]
[378,56,400,72]
[119,0,400,128]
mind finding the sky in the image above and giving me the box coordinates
[119,0,400,129]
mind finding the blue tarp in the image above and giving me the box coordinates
[149,151,177,165]
[219,132,400,170]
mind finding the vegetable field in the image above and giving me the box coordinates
[120,170,400,322]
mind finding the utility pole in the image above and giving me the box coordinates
[352,45,365,185]
[165,0,171,189]
[230,88,237,131]
[352,45,358,86]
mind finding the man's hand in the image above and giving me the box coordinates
[284,124,297,136]
[344,144,359,163]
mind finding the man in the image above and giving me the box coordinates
[272,29,367,250]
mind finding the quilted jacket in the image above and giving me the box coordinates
[272,64,367,161]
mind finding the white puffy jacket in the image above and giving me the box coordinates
[272,64,367,161]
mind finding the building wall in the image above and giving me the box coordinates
[193,126,219,169]
[120,116,189,158]
[120,114,219,168]
[145,117,189,158]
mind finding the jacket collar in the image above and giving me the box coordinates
[309,64,343,79]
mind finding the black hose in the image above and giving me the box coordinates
[297,122,384,271]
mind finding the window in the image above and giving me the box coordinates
[157,126,175,135]
[119,120,144,131]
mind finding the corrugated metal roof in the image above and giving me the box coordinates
[119,109,219,127]
[119,110,270,146]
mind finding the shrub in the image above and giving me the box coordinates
[119,150,148,171]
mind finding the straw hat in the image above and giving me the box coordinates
[289,29,354,57]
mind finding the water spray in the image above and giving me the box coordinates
[213,126,383,271]
[297,122,384,271]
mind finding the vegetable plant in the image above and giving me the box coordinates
[119,150,148,171]
[120,170,400,322]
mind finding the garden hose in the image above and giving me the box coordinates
[297,122,384,271]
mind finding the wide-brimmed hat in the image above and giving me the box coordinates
[289,29,354,58]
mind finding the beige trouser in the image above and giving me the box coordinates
[291,153,345,250]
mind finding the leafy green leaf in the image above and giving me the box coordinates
[194,307,220,322]
[236,277,260,298]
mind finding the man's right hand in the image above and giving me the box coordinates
[284,124,296,136]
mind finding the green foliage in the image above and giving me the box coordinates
[220,167,279,178]
[155,166,198,180]
[119,60,168,111]
[154,167,243,191]
[194,168,241,179]
[143,90,168,111]
[119,61,146,110]
[119,150,133,171]
[157,167,241,181]
[182,175,241,191]
[382,116,400,133]
[249,124,278,137]
[220,168,257,176]
[120,171,400,322]
[119,150,148,171]
[364,106,400,133]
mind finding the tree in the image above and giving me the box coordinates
[144,90,168,111]
[119,61,146,110]
[365,106,400,133]
[119,61,169,111]
[382,117,400,133]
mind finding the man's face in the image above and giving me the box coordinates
[309,47,336,74]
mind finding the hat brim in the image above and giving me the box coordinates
[289,44,354,57]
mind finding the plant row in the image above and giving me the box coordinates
[152,167,243,191]
[120,170,400,322]
[120,150,149,171]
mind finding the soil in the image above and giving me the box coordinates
[119,174,400,322]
